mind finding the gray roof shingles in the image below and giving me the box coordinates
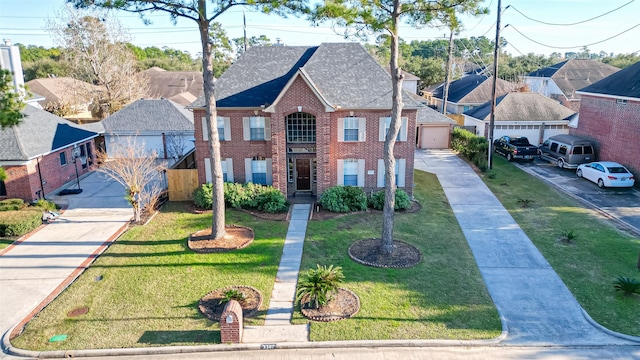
[101,99,194,133]
[0,105,98,161]
[579,61,640,99]
[191,42,422,110]
[432,74,515,104]
[526,59,620,99]
[464,92,576,121]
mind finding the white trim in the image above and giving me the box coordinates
[202,117,208,141]
[265,158,273,185]
[204,158,212,183]
[575,91,640,102]
[358,118,367,141]
[244,158,252,183]
[397,158,406,187]
[337,159,344,185]
[264,117,271,141]
[226,158,234,182]
[337,118,345,142]
[243,117,250,141]
[222,117,231,141]
[377,159,385,187]
[357,159,365,187]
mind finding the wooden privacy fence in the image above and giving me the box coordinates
[167,169,199,201]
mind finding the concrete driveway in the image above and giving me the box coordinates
[514,158,640,234]
[0,172,132,342]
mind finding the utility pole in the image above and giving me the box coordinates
[243,12,247,53]
[441,30,454,115]
[488,0,501,170]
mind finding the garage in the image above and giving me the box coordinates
[416,107,457,149]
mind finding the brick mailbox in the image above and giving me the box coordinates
[220,300,243,343]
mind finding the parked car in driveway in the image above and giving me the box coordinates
[576,161,636,188]
[493,136,538,161]
[538,134,595,169]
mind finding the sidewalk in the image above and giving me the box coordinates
[414,149,638,345]
[0,172,132,342]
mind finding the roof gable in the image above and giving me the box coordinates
[433,74,515,104]
[101,99,194,133]
[578,61,640,99]
[0,105,98,161]
[527,59,620,99]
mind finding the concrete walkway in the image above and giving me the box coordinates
[0,172,132,342]
[414,149,637,346]
[243,204,311,343]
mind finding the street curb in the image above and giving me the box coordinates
[581,309,640,344]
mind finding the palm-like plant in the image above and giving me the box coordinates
[613,276,640,296]
[296,264,345,309]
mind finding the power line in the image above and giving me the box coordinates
[505,1,635,26]
[506,23,640,49]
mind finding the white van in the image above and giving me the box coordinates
[538,135,595,169]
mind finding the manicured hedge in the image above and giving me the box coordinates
[0,198,27,212]
[193,182,289,213]
[451,127,488,171]
[318,186,368,213]
[368,189,412,211]
[0,209,42,237]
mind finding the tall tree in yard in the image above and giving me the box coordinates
[69,0,306,240]
[311,0,484,254]
[0,69,25,129]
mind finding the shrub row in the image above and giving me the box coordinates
[451,127,488,171]
[193,182,289,213]
[319,186,412,213]
[0,198,27,212]
[0,209,42,237]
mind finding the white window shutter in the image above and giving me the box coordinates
[243,117,250,140]
[379,117,386,141]
[337,118,344,142]
[357,159,365,187]
[264,118,271,140]
[358,118,366,141]
[244,158,252,183]
[223,117,231,141]
[202,117,209,141]
[204,158,212,183]
[337,159,344,185]
[266,158,273,185]
[400,117,408,141]
[377,159,385,187]
[397,158,406,187]
[226,158,234,182]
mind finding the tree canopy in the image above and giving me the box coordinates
[0,69,26,129]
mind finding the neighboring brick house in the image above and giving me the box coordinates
[463,92,576,146]
[0,105,98,201]
[572,61,640,182]
[523,59,619,112]
[189,43,424,199]
[431,74,516,115]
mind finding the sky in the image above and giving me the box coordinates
[1,0,639,58]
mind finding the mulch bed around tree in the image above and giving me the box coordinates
[299,288,360,322]
[348,238,422,268]
[198,286,263,321]
[188,225,254,253]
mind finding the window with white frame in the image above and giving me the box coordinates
[203,117,230,141]
[205,158,234,183]
[252,160,267,184]
[377,158,406,187]
[379,117,408,141]
[343,159,358,186]
[250,117,265,140]
[338,117,366,142]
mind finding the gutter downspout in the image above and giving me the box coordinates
[36,156,45,200]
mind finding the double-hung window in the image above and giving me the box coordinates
[217,117,226,141]
[343,117,359,141]
[338,117,365,142]
[377,158,406,187]
[251,160,267,185]
[343,159,358,186]
[60,152,67,166]
[202,116,230,141]
[379,117,408,141]
[250,117,265,140]
[205,158,234,183]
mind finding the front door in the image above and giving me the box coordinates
[296,159,311,191]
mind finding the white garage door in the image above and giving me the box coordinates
[420,126,450,149]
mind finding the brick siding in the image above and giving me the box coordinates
[194,76,416,198]
[571,95,640,181]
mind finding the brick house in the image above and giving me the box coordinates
[189,43,425,199]
[523,59,619,112]
[0,105,98,201]
[572,61,640,182]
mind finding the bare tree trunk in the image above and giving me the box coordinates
[381,0,404,255]
[198,0,226,240]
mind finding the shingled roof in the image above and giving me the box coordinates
[25,77,102,106]
[431,74,516,104]
[578,61,640,99]
[0,105,98,161]
[190,43,423,110]
[464,92,576,121]
[142,67,203,103]
[526,59,620,99]
[101,99,194,133]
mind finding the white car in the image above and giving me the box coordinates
[576,161,636,188]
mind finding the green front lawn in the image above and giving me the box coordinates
[12,204,288,350]
[291,170,502,341]
[483,157,640,336]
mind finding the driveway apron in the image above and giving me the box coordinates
[0,172,132,340]
[414,149,637,345]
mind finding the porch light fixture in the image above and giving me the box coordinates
[297,106,302,112]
